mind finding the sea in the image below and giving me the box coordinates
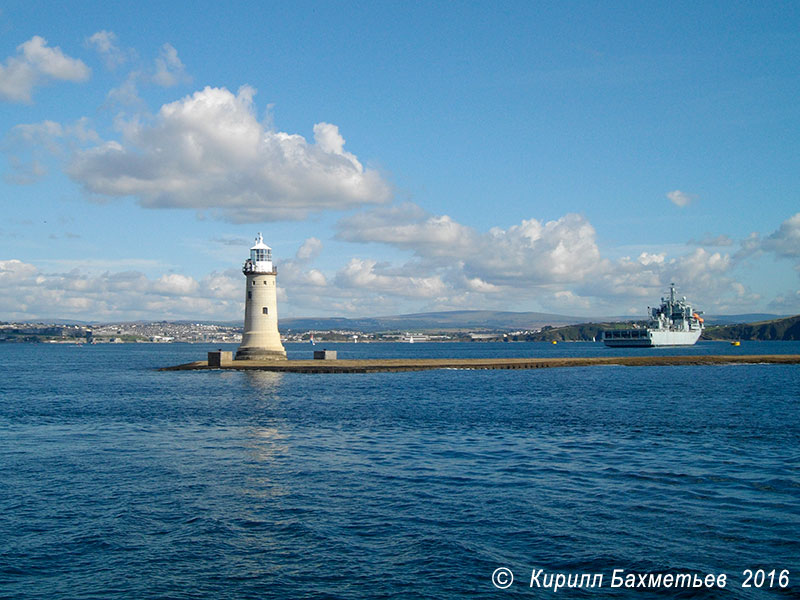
[1,341,798,599]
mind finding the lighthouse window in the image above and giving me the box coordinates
[252,248,271,262]
[247,291,252,299]
[262,307,269,315]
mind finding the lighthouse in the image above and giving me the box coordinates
[235,233,287,360]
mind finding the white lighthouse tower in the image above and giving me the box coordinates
[235,233,287,361]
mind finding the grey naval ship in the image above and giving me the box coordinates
[602,284,704,347]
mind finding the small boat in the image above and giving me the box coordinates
[731,340,741,346]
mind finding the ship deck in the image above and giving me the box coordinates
[161,354,800,374]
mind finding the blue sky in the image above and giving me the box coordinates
[1,1,799,321]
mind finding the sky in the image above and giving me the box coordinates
[1,1,799,322]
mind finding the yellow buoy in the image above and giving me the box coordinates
[731,340,740,346]
[552,340,557,344]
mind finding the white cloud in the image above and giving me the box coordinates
[735,214,800,273]
[734,231,762,261]
[2,118,99,183]
[550,290,592,311]
[334,203,773,316]
[768,290,800,313]
[85,30,129,69]
[637,252,666,265]
[0,36,90,103]
[0,260,243,321]
[762,213,800,259]
[463,276,501,293]
[153,273,199,295]
[337,203,475,256]
[335,258,447,298]
[67,86,391,221]
[0,259,38,283]
[667,190,692,207]
[296,237,323,262]
[271,238,331,298]
[0,231,776,321]
[203,269,241,300]
[338,204,602,285]
[305,269,327,287]
[152,43,190,87]
[105,72,145,109]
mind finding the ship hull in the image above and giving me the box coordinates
[603,328,702,347]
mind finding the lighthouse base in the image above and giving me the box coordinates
[234,347,287,361]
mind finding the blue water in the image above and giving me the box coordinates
[1,342,798,599]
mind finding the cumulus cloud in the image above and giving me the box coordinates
[667,190,692,207]
[0,259,38,283]
[277,238,329,290]
[0,259,243,321]
[337,203,475,256]
[152,43,190,87]
[332,203,774,315]
[67,86,390,221]
[762,213,800,259]
[338,204,602,284]
[0,228,770,321]
[152,273,199,295]
[733,214,800,273]
[0,36,90,103]
[296,237,323,262]
[734,231,762,261]
[335,258,447,298]
[463,276,501,293]
[586,247,732,299]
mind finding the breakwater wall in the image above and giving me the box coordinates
[161,354,800,374]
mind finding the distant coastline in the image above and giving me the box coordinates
[2,312,799,343]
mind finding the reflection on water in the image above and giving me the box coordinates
[242,427,291,501]
[243,370,285,394]
[248,426,290,461]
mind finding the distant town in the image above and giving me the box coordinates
[0,322,241,344]
[0,321,549,344]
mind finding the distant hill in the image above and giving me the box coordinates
[13,318,99,325]
[5,311,790,333]
[703,314,800,341]
[278,310,786,333]
[703,313,786,325]
[516,322,637,342]
[280,310,590,333]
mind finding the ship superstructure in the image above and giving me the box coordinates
[602,284,704,347]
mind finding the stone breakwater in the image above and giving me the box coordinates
[161,354,800,374]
